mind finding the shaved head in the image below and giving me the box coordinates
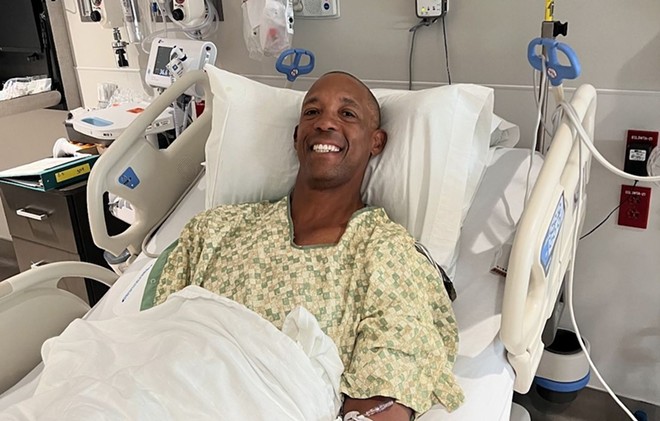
[317,71,382,129]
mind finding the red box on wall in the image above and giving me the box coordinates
[618,185,652,229]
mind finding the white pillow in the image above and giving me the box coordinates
[490,115,521,147]
[205,65,494,272]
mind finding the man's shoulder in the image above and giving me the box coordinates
[363,208,415,248]
[190,198,286,227]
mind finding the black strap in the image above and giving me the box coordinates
[414,242,457,301]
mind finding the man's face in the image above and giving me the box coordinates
[293,73,386,191]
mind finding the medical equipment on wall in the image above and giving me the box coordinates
[292,0,339,18]
[147,0,220,45]
[242,0,294,60]
[275,48,314,88]
[89,0,147,67]
[415,0,447,18]
[171,0,206,26]
[145,37,217,95]
[527,0,573,153]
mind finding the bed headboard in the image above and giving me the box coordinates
[500,84,597,393]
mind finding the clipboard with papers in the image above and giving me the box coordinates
[0,155,99,191]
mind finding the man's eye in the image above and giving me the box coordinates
[342,110,356,118]
[303,109,318,116]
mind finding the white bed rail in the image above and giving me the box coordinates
[0,262,118,394]
[501,84,597,393]
[87,70,213,258]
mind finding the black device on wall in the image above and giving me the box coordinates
[0,0,68,109]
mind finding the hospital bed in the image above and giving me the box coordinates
[0,67,597,420]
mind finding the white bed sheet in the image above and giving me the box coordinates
[0,147,542,421]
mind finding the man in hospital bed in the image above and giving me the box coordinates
[144,72,464,420]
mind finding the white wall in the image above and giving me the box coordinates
[59,0,660,406]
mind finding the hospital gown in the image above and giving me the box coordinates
[143,197,465,414]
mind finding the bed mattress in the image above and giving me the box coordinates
[0,147,542,421]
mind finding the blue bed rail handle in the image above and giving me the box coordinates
[276,49,315,82]
[528,38,581,86]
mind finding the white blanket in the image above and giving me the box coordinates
[1,286,343,421]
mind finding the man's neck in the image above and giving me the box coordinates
[289,185,365,246]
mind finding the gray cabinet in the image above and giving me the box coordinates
[0,181,117,305]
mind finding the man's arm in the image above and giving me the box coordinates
[340,229,464,416]
[343,396,412,421]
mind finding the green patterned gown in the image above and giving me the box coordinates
[142,197,464,414]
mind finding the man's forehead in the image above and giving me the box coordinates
[305,73,369,101]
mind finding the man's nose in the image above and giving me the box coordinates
[313,112,338,131]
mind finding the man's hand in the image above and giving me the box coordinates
[343,396,413,421]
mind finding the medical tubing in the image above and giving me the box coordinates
[156,0,218,37]
[441,15,451,85]
[560,101,660,182]
[408,18,436,91]
[532,68,561,139]
[141,28,173,53]
[560,101,637,421]
[565,135,637,420]
[408,27,419,91]
[141,168,205,258]
[646,145,660,182]
[525,62,549,204]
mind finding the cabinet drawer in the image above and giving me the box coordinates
[1,184,78,253]
[12,238,89,304]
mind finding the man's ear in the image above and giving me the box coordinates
[293,125,299,145]
[370,129,387,156]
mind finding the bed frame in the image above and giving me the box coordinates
[0,70,597,397]
[501,84,596,393]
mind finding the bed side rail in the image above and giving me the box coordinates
[87,70,213,257]
[0,262,118,394]
[500,84,597,393]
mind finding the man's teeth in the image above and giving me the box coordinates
[312,144,341,153]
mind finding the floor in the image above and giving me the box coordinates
[514,385,658,421]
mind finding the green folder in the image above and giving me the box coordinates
[0,155,100,191]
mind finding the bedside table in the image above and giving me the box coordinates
[0,180,128,306]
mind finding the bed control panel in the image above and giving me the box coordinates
[415,0,447,18]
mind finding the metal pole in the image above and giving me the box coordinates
[535,1,556,153]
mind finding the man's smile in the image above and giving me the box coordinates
[311,143,342,153]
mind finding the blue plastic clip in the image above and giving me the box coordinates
[276,49,315,82]
[528,38,581,86]
[118,167,140,189]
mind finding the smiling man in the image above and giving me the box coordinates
[290,72,386,247]
[148,72,464,420]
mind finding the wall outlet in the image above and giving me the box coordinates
[618,184,652,229]
[624,129,658,177]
